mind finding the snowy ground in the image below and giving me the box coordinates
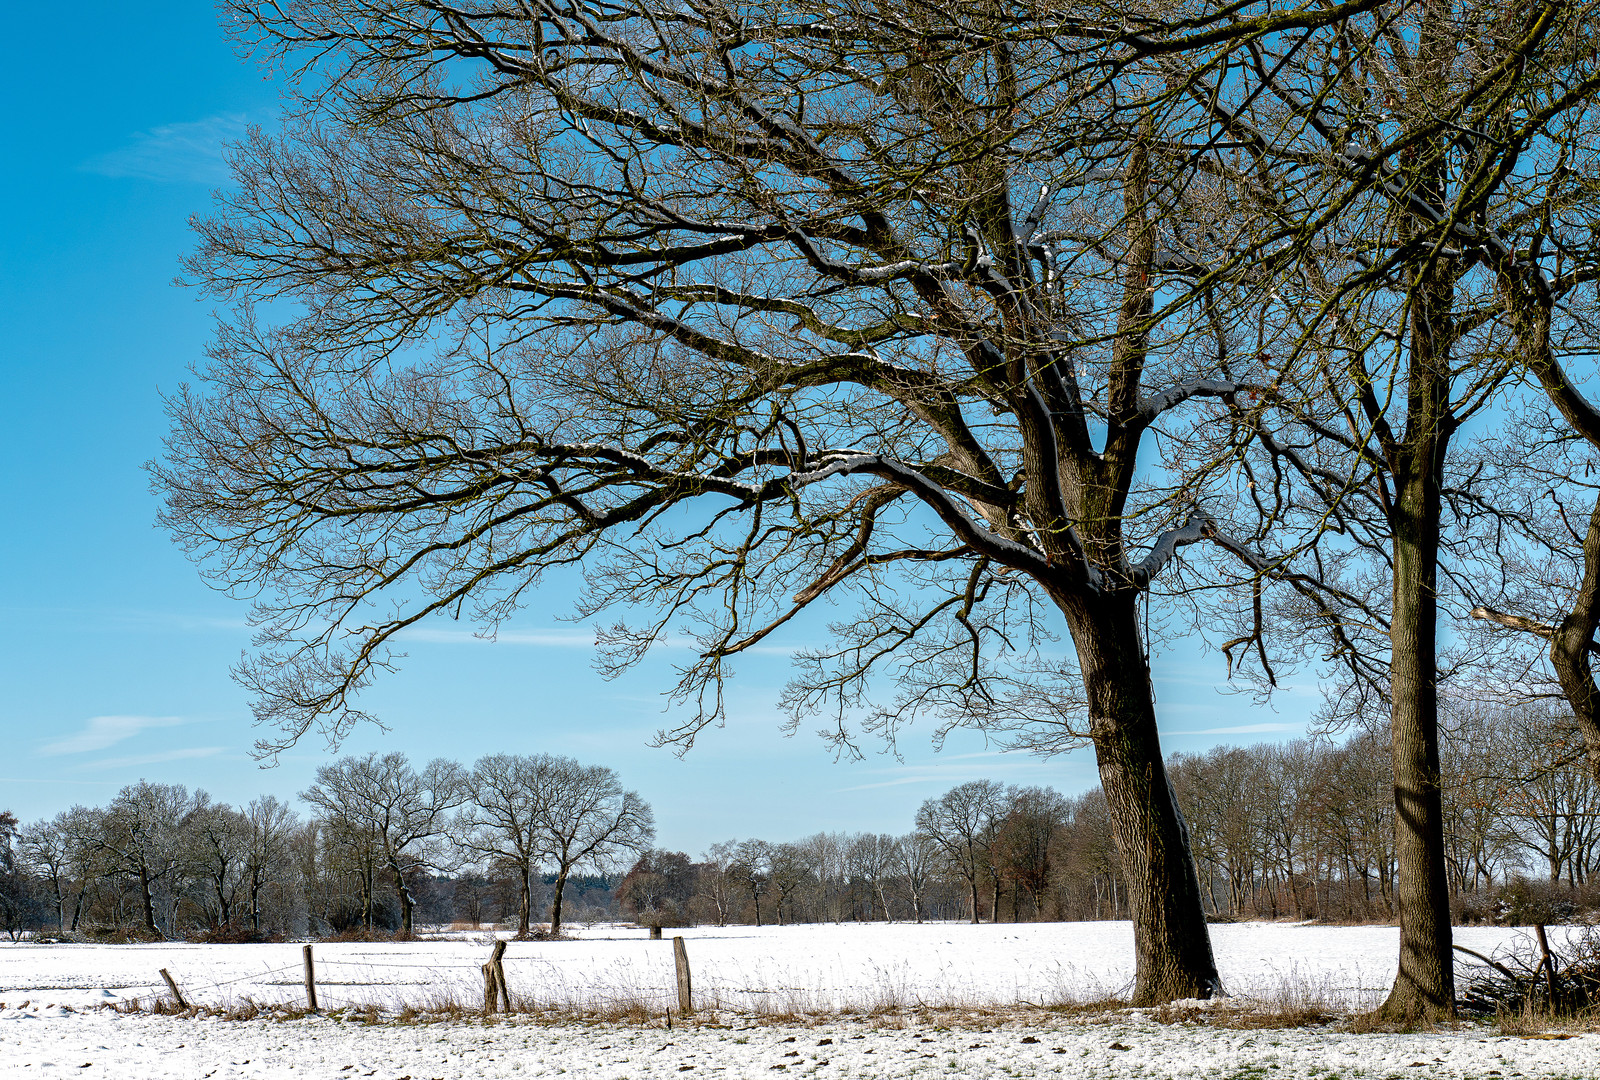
[3,922,1598,1078]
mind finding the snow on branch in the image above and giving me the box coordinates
[1135,379,1241,423]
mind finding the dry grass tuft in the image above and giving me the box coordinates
[1490,998,1600,1038]
[1341,1009,1452,1035]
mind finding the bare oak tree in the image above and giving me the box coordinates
[1157,0,1600,1018]
[301,752,467,935]
[916,779,1005,924]
[517,755,654,934]
[456,754,548,937]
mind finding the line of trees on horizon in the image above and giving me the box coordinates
[0,751,650,942]
[4,701,1595,941]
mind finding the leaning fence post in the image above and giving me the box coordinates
[493,942,510,1012]
[672,936,692,1016]
[302,944,318,1012]
[159,968,188,1010]
[482,939,508,1015]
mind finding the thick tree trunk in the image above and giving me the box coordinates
[1065,592,1221,1005]
[1377,0,1458,1024]
[391,858,414,935]
[1551,495,1600,781]
[1381,497,1453,1019]
[138,861,158,935]
[549,867,569,933]
[1378,266,1455,1023]
[518,865,533,937]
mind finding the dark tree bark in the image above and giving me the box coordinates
[1070,598,1219,1002]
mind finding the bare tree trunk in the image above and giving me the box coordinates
[390,858,414,935]
[1378,269,1455,1023]
[250,868,263,932]
[138,861,158,936]
[549,868,569,934]
[517,865,532,937]
[1550,496,1600,780]
[1069,596,1221,1004]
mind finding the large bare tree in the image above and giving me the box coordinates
[152,0,1433,1001]
[1152,0,1600,1018]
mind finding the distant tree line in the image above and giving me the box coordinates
[610,708,1598,930]
[0,752,649,941]
[4,702,1595,941]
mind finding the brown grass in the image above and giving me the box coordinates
[1489,997,1600,1038]
[1148,992,1339,1031]
[93,974,1380,1034]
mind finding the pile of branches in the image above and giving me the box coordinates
[1456,926,1600,1017]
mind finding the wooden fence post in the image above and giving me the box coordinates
[302,944,318,1012]
[493,942,510,1012]
[159,968,187,1010]
[650,924,662,940]
[672,936,692,1016]
[482,939,509,1014]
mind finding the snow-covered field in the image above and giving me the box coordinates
[3,922,1598,1078]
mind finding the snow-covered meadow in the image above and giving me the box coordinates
[4,921,1599,1078]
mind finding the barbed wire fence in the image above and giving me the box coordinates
[112,940,1075,1017]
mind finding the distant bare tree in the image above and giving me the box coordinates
[695,842,743,927]
[243,795,298,934]
[727,840,774,927]
[994,787,1070,920]
[893,831,941,925]
[82,783,200,936]
[517,755,653,934]
[617,849,697,924]
[19,815,73,931]
[186,797,251,929]
[916,780,1006,923]
[769,843,812,925]
[845,833,901,922]
[302,753,467,935]
[456,754,547,936]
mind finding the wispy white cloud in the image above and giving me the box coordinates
[0,777,118,787]
[73,747,225,772]
[835,774,950,792]
[1175,722,1301,736]
[39,715,188,757]
[835,760,1060,793]
[82,114,247,184]
[398,625,795,656]
[399,626,596,648]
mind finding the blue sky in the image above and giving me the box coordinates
[0,1,1315,857]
